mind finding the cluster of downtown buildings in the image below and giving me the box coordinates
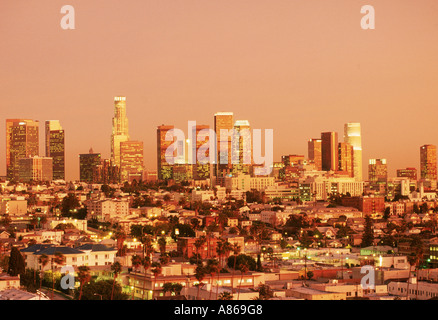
[5,95,437,201]
[4,96,438,301]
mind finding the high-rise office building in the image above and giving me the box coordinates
[18,156,53,182]
[193,124,212,180]
[79,149,101,183]
[420,144,437,180]
[368,158,388,183]
[344,123,363,181]
[321,132,338,172]
[308,138,322,171]
[397,167,417,180]
[111,96,130,168]
[338,142,354,177]
[45,120,65,180]
[6,119,39,180]
[120,141,144,183]
[94,159,120,184]
[214,112,234,177]
[231,120,252,175]
[157,125,175,181]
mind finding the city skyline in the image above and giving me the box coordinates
[4,109,438,183]
[2,1,438,181]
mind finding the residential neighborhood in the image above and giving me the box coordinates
[1,177,438,301]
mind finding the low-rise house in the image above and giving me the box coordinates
[286,286,347,300]
[0,288,50,300]
[21,243,117,270]
[0,273,20,290]
[388,279,438,300]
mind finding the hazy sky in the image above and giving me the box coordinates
[1,0,438,181]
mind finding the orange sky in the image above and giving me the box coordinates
[1,0,438,181]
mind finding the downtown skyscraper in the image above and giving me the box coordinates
[344,123,363,181]
[157,125,175,181]
[231,120,252,175]
[321,132,338,172]
[368,158,388,183]
[45,120,65,180]
[420,144,437,181]
[79,148,102,183]
[338,142,354,177]
[120,140,144,182]
[111,96,130,168]
[308,138,322,171]
[6,119,39,180]
[214,112,234,177]
[192,124,212,180]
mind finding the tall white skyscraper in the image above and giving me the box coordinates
[111,96,130,167]
[344,122,363,181]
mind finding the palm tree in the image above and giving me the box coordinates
[51,252,65,300]
[141,256,151,300]
[38,254,50,292]
[141,234,153,259]
[151,262,162,300]
[131,254,142,300]
[114,228,127,257]
[406,253,418,300]
[77,265,91,300]
[195,264,207,300]
[216,238,233,269]
[158,236,167,256]
[230,243,241,295]
[206,258,220,300]
[218,291,233,300]
[237,262,249,301]
[194,236,207,265]
[110,261,122,300]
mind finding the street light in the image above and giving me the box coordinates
[94,293,103,300]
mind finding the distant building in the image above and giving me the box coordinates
[282,155,305,167]
[85,199,130,222]
[338,142,354,177]
[344,123,363,181]
[397,167,417,180]
[321,132,338,172]
[120,140,144,183]
[193,124,212,180]
[45,120,65,180]
[420,144,437,180]
[0,198,27,215]
[231,120,252,176]
[79,149,101,183]
[368,159,387,183]
[6,119,39,180]
[214,112,234,177]
[308,139,322,171]
[111,96,130,168]
[341,196,385,215]
[157,125,175,181]
[18,156,53,182]
[143,170,158,182]
[93,158,120,184]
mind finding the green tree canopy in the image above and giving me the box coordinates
[227,254,257,271]
[7,247,25,276]
[74,279,129,300]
